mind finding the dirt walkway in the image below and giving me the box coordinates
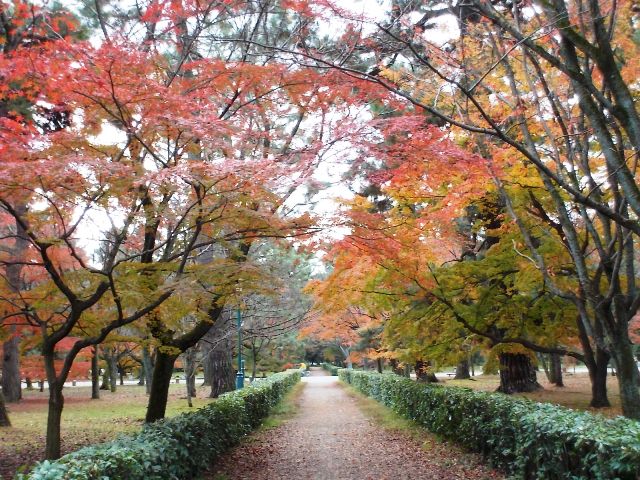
[205,368,502,480]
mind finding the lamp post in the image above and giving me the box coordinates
[235,307,244,389]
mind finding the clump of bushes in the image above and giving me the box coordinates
[23,370,301,480]
[339,369,640,479]
[321,363,340,376]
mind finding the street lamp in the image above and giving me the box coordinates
[235,306,244,389]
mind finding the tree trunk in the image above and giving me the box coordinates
[376,358,383,374]
[100,365,110,390]
[3,203,27,405]
[108,351,117,393]
[91,346,100,400]
[390,359,405,376]
[611,332,640,419]
[142,346,153,395]
[39,380,44,392]
[549,354,564,387]
[138,364,145,386]
[45,384,64,459]
[496,353,542,394]
[0,389,10,427]
[208,349,234,398]
[588,348,611,408]
[454,358,471,380]
[25,377,33,390]
[251,346,258,382]
[415,360,438,383]
[339,345,352,369]
[2,336,22,402]
[118,365,124,386]
[184,347,197,407]
[202,350,212,387]
[145,351,178,423]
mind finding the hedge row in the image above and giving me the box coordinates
[23,370,302,480]
[339,369,640,479]
[321,363,339,376]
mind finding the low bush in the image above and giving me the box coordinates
[321,363,340,376]
[23,370,301,480]
[339,369,640,479]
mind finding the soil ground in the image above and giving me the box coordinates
[204,368,503,480]
[442,369,623,416]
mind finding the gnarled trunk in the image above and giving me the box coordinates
[454,358,471,380]
[208,349,234,398]
[389,358,405,376]
[496,353,542,394]
[415,360,438,383]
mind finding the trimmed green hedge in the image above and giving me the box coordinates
[339,369,640,479]
[23,370,301,480]
[321,363,339,376]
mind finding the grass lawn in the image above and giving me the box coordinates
[0,382,215,479]
[442,371,623,417]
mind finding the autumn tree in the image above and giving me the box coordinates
[255,0,640,419]
[0,1,88,408]
[0,16,331,456]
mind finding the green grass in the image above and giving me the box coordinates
[258,381,305,430]
[342,384,427,440]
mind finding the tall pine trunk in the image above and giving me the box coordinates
[108,350,117,393]
[184,347,197,407]
[145,351,178,423]
[549,354,564,387]
[142,346,153,395]
[91,346,100,400]
[3,203,28,404]
[208,349,234,398]
[2,336,22,402]
[0,389,10,426]
[496,353,542,394]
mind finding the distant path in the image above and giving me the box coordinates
[205,368,501,480]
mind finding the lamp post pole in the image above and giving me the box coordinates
[235,307,244,389]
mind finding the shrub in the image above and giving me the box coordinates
[321,363,339,376]
[23,370,302,480]
[339,369,640,479]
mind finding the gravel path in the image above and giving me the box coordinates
[205,368,502,480]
